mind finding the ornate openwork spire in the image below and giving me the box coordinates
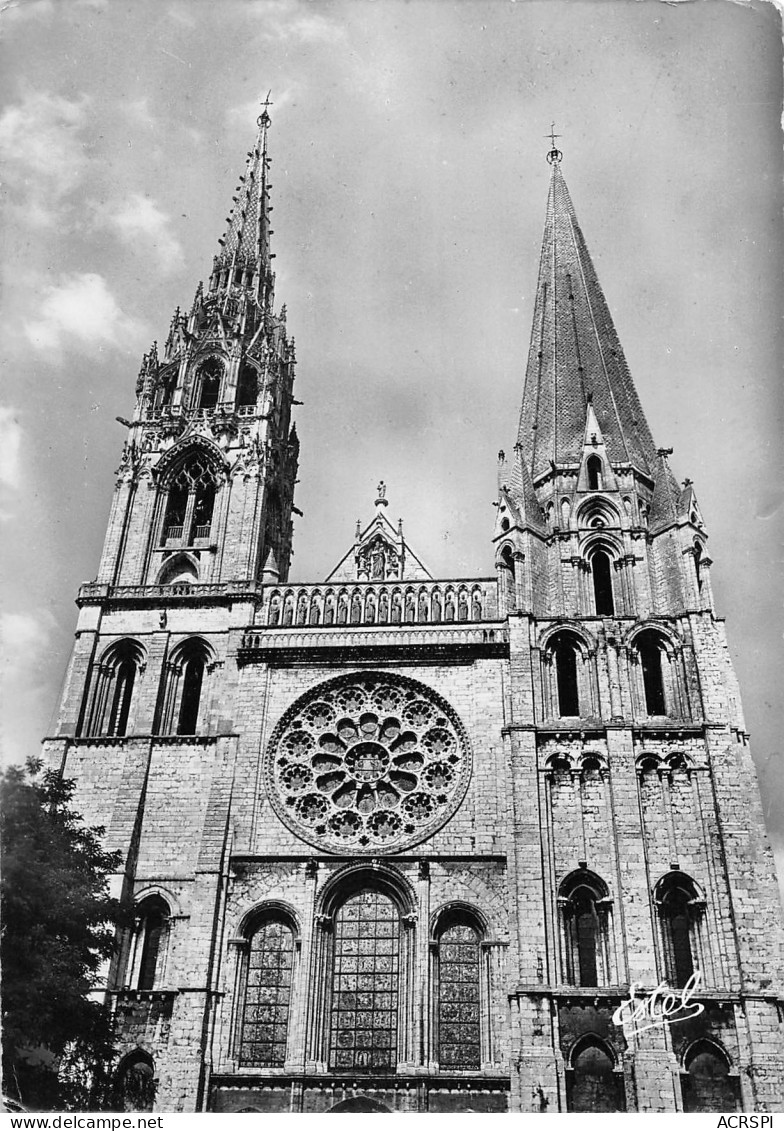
[210,94,276,311]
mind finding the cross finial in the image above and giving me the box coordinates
[545,121,563,165]
[257,91,273,129]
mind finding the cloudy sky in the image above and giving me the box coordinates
[1,0,782,885]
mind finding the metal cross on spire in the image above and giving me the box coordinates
[258,90,273,129]
[545,121,563,165]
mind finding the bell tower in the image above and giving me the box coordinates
[98,102,298,593]
[494,144,784,1113]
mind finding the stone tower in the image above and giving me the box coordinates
[42,120,784,1114]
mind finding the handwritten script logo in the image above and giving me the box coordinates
[612,971,704,1035]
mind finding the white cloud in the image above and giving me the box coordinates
[97,193,184,273]
[246,0,345,44]
[0,408,23,491]
[121,97,157,128]
[0,90,90,225]
[23,272,144,355]
[0,610,57,768]
[1,0,55,24]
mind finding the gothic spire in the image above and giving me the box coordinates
[517,157,659,481]
[210,96,275,311]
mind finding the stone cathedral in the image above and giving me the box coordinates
[43,111,784,1114]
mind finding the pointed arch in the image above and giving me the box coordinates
[114,1050,156,1113]
[156,636,214,736]
[157,441,225,548]
[157,553,199,586]
[566,1036,625,1112]
[681,1039,740,1113]
[653,871,706,987]
[195,355,223,410]
[586,454,603,490]
[558,871,613,987]
[236,361,259,408]
[84,639,145,737]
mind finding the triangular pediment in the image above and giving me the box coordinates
[325,490,433,583]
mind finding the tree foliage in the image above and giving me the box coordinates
[1,758,126,1110]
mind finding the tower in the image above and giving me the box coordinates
[41,120,783,1114]
[493,145,784,1113]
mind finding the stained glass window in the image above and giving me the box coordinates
[438,923,481,1069]
[239,920,294,1067]
[329,891,399,1072]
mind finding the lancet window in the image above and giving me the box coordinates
[156,637,211,736]
[433,910,484,1070]
[328,890,401,1072]
[654,872,704,987]
[238,915,296,1068]
[160,454,221,546]
[559,871,612,987]
[236,363,259,408]
[196,357,222,410]
[590,549,615,616]
[128,895,171,992]
[566,1038,626,1112]
[84,640,144,737]
[681,1041,740,1113]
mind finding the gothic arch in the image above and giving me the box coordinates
[156,635,215,736]
[558,870,614,987]
[653,871,707,987]
[114,1049,156,1113]
[156,553,199,586]
[155,435,227,483]
[540,628,596,720]
[83,638,146,737]
[681,1038,740,1113]
[565,1035,626,1113]
[627,624,682,718]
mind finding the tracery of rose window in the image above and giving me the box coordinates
[265,674,471,854]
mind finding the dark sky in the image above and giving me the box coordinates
[1,0,782,890]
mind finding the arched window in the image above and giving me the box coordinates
[567,1039,625,1112]
[238,916,295,1068]
[636,630,667,715]
[161,453,221,546]
[196,358,222,410]
[434,912,483,1070]
[157,638,211,736]
[84,640,144,737]
[132,896,170,991]
[586,455,603,491]
[114,1052,156,1113]
[591,549,614,615]
[682,1041,740,1113]
[155,368,177,409]
[329,890,401,1072]
[236,363,258,408]
[498,545,515,608]
[655,873,704,987]
[553,636,580,717]
[559,872,611,987]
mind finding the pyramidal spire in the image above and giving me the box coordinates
[209,95,276,312]
[517,153,659,481]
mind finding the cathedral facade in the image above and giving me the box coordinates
[43,111,784,1113]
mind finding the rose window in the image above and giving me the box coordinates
[265,673,471,853]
